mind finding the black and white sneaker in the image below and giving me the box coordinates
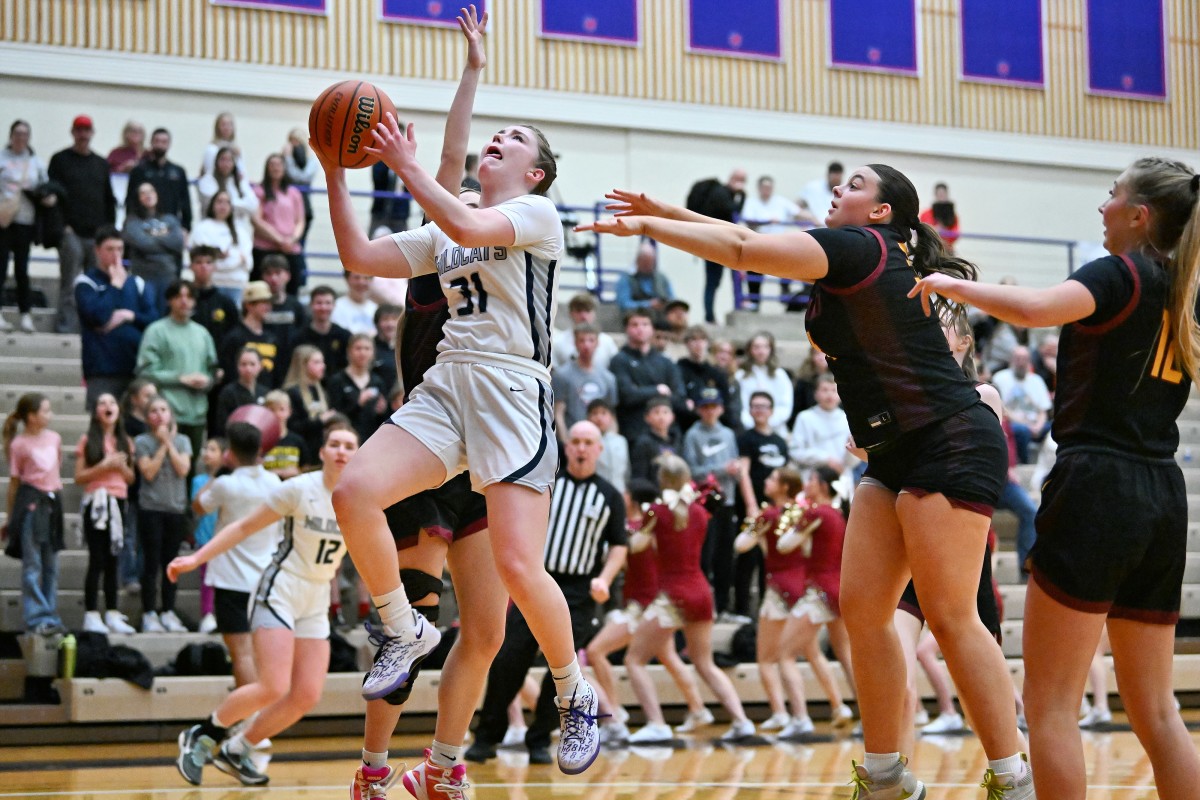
[176,724,215,786]
[362,612,441,701]
[213,740,270,786]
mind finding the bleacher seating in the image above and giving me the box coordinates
[5,269,1200,734]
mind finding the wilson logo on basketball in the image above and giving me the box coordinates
[346,96,377,155]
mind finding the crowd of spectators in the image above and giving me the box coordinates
[1,110,1054,646]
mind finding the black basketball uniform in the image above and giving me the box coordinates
[805,224,1007,513]
[383,273,487,548]
[1032,253,1191,622]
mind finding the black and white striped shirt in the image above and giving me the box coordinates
[543,472,627,578]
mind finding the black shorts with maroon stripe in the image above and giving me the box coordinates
[385,471,488,550]
[863,402,1007,516]
[1031,448,1186,623]
[898,539,1002,643]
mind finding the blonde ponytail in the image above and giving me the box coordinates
[1124,158,1200,382]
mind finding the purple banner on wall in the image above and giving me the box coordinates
[380,0,486,28]
[211,0,326,13]
[1086,0,1166,99]
[541,0,639,45]
[687,0,781,61]
[961,0,1043,87]
[829,0,918,75]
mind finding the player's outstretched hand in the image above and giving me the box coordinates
[459,5,489,70]
[366,113,417,173]
[166,554,199,584]
[908,272,966,317]
[574,215,647,238]
[605,189,673,219]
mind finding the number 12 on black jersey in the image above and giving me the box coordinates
[1150,310,1184,385]
[451,272,489,317]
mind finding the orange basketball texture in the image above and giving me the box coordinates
[308,80,399,169]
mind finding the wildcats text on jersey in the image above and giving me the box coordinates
[435,245,509,276]
[303,515,340,534]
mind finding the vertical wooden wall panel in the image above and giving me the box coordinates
[0,0,1194,148]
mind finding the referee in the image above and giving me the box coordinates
[466,421,627,764]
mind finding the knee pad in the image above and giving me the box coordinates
[401,569,444,618]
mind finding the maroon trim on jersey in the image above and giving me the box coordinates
[1109,604,1180,625]
[406,293,449,313]
[902,486,995,518]
[1074,254,1142,335]
[897,598,924,623]
[394,515,486,550]
[1030,566,1112,614]
[819,226,890,296]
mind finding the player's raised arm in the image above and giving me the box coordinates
[435,4,488,194]
[312,140,414,279]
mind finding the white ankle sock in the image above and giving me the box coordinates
[430,740,464,768]
[989,753,1027,780]
[225,732,248,756]
[362,748,388,769]
[864,752,901,776]
[372,588,413,634]
[550,657,582,698]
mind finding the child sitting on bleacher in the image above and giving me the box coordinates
[3,392,66,636]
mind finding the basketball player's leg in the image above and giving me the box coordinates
[837,483,911,753]
[241,636,330,745]
[900,492,1022,759]
[332,424,446,601]
[435,530,507,747]
[1108,617,1200,800]
[1021,580,1106,800]
[212,627,297,728]
[893,609,925,757]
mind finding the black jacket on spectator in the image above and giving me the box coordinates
[609,344,686,442]
[127,157,192,230]
[327,370,388,443]
[47,148,115,237]
[219,323,281,389]
[286,384,327,460]
[264,296,308,350]
[372,335,397,395]
[291,324,351,377]
[630,429,682,483]
[193,286,239,348]
[677,357,734,433]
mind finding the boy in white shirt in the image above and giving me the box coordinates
[788,375,854,480]
[190,422,281,687]
[332,271,379,335]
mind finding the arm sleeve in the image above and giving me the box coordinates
[806,227,885,289]
[390,223,439,277]
[492,195,562,256]
[197,476,226,514]
[602,485,628,547]
[1068,256,1137,327]
[265,475,303,516]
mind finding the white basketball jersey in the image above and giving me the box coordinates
[261,470,345,585]
[390,194,563,382]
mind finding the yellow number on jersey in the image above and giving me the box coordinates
[1150,310,1184,384]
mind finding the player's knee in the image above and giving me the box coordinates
[261,679,291,705]
[331,481,358,520]
[291,682,324,711]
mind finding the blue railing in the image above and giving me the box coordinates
[31,187,1079,313]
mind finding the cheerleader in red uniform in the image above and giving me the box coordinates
[779,465,853,736]
[585,479,709,744]
[625,456,755,742]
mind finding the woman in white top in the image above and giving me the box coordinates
[170,425,359,787]
[0,120,50,331]
[200,112,247,178]
[190,190,253,304]
[197,146,257,243]
[317,103,604,773]
[737,331,793,434]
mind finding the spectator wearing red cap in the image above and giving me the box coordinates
[49,115,116,333]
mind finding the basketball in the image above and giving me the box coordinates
[227,403,282,455]
[308,80,398,169]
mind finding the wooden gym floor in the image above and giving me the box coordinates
[1,716,1198,799]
